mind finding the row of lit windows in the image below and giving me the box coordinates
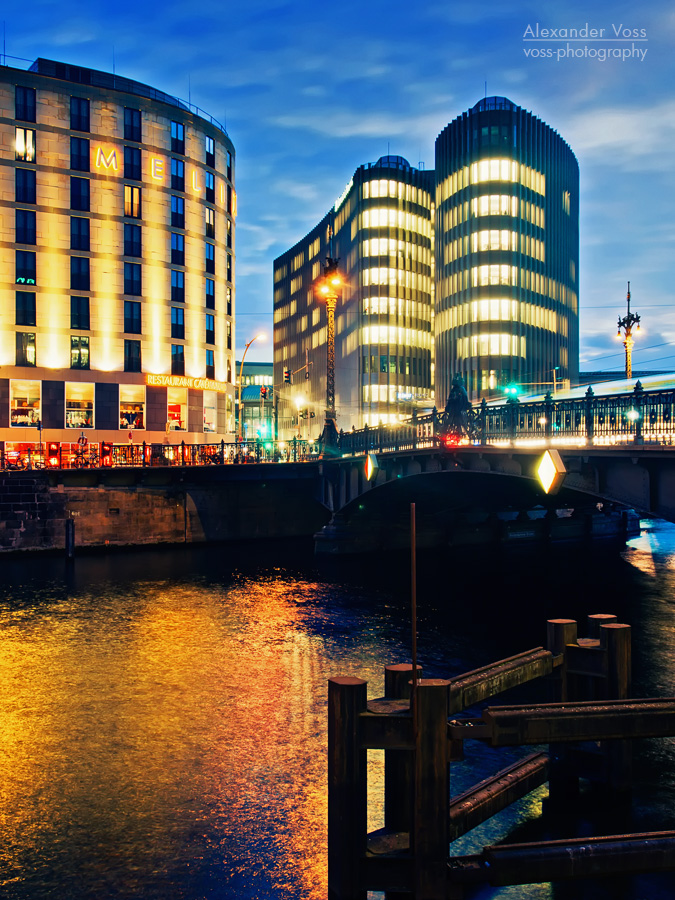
[362,385,432,404]
[438,268,577,309]
[361,238,431,264]
[362,354,428,376]
[362,297,431,320]
[360,208,432,236]
[360,325,433,348]
[456,334,527,359]
[438,159,546,202]
[362,179,431,207]
[442,196,546,231]
[361,268,430,290]
[13,85,231,177]
[435,299,563,335]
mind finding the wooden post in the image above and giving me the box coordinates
[587,613,617,638]
[413,679,450,900]
[601,623,632,795]
[328,676,368,900]
[545,619,578,807]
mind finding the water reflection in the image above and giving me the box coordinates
[0,529,675,898]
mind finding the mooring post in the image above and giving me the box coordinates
[601,623,633,795]
[384,664,420,837]
[65,517,75,558]
[328,676,368,900]
[546,619,578,807]
[413,679,450,900]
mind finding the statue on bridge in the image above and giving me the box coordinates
[441,375,475,442]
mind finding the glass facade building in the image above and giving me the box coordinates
[0,58,236,448]
[273,156,435,434]
[435,97,579,402]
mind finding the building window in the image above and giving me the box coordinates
[15,127,36,162]
[171,344,185,376]
[70,335,90,370]
[124,145,141,181]
[171,270,184,302]
[227,254,232,282]
[171,306,185,339]
[205,171,215,203]
[124,223,141,257]
[16,291,36,327]
[16,168,36,204]
[70,256,90,291]
[70,136,89,171]
[171,195,185,228]
[71,176,90,211]
[124,262,142,296]
[226,150,232,181]
[167,386,187,429]
[71,217,90,251]
[16,332,36,367]
[15,86,36,122]
[70,97,90,132]
[226,287,232,316]
[16,209,36,245]
[205,207,215,238]
[124,108,141,142]
[227,321,232,350]
[65,382,94,428]
[227,218,232,249]
[120,384,145,429]
[205,135,215,167]
[171,232,185,265]
[171,158,185,191]
[205,314,215,345]
[206,278,215,309]
[171,121,185,154]
[205,242,215,274]
[203,386,216,429]
[124,185,141,218]
[124,300,141,334]
[205,352,215,382]
[124,339,142,373]
[16,250,36,285]
[70,296,90,330]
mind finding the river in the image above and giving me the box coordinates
[1,523,675,899]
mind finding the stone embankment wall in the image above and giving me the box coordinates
[0,468,329,553]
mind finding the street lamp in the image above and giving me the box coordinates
[314,257,342,452]
[237,333,265,442]
[617,281,640,379]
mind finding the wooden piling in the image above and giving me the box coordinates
[546,619,578,807]
[328,676,368,900]
[601,623,633,795]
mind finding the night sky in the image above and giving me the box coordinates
[4,0,673,369]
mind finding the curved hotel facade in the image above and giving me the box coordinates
[0,58,235,452]
[274,155,434,433]
[435,97,579,402]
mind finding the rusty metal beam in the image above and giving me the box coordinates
[448,647,555,713]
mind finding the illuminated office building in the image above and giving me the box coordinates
[273,156,435,433]
[435,97,579,402]
[0,58,236,450]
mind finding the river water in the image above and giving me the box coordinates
[2,523,675,899]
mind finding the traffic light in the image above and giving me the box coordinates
[101,441,113,467]
[283,368,291,384]
[504,384,520,396]
[47,442,60,468]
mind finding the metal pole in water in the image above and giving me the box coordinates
[411,502,417,694]
[65,518,75,558]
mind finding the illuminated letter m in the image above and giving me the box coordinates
[96,147,118,171]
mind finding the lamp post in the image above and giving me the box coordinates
[315,257,342,452]
[617,281,640,379]
[237,333,265,442]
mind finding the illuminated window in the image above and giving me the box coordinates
[70,97,90,132]
[471,230,518,252]
[15,86,36,122]
[70,176,90,211]
[16,250,36,284]
[124,301,141,334]
[167,385,187,427]
[563,190,571,215]
[227,254,232,282]
[171,270,184,302]
[70,296,90,330]
[16,292,35,327]
[205,278,215,309]
[120,384,145,428]
[16,168,36,203]
[205,135,215,167]
[171,233,185,265]
[124,108,141,142]
[124,339,141,373]
[15,127,36,162]
[124,146,141,181]
[71,217,90,251]
[471,195,518,218]
[70,136,89,171]
[171,158,184,191]
[70,257,90,291]
[227,321,231,350]
[171,121,185,154]
[205,171,215,203]
[70,336,90,370]
[65,382,94,428]
[206,314,215,345]
[171,306,185,339]
[171,345,185,377]
[205,207,215,238]
[205,242,215,274]
[16,209,36,244]
[124,223,141,257]
[10,379,40,426]
[227,218,232,249]
[203,386,216,428]
[124,185,141,218]
[124,262,141,296]
[226,286,232,316]
[171,195,184,228]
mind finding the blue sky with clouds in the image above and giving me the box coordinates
[4,0,674,368]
